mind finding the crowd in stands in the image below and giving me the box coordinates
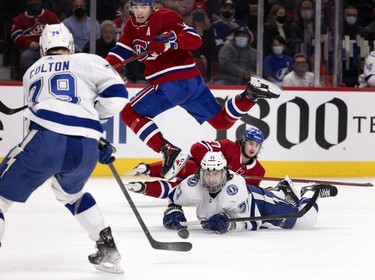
[2,0,375,87]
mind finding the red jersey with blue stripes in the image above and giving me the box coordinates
[106,8,202,85]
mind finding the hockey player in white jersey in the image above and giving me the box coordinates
[0,24,127,274]
[358,51,375,87]
[163,152,337,234]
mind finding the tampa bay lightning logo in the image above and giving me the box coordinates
[187,177,198,187]
[226,184,238,196]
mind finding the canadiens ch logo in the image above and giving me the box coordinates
[133,39,148,61]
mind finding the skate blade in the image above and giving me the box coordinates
[163,152,189,180]
[93,262,124,274]
[250,76,282,97]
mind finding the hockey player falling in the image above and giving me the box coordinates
[162,152,338,234]
[106,0,281,180]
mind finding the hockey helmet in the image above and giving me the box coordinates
[39,23,74,56]
[200,152,228,193]
[242,128,264,145]
[129,0,156,5]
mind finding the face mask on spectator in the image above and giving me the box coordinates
[27,3,43,15]
[276,15,287,24]
[301,10,313,20]
[294,63,308,74]
[234,37,249,48]
[345,16,357,25]
[74,8,86,18]
[272,46,284,55]
[193,11,206,22]
[221,11,234,19]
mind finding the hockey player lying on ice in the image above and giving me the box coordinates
[126,151,338,233]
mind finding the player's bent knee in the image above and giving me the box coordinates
[121,103,138,126]
[294,208,318,229]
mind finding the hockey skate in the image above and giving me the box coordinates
[160,143,189,180]
[242,75,282,101]
[126,162,151,176]
[125,181,147,194]
[300,184,338,198]
[88,227,123,274]
[273,176,299,206]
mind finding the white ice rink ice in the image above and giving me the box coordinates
[0,177,374,280]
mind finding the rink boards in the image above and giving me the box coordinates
[1,82,375,177]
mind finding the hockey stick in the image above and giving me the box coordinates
[0,101,27,115]
[180,189,320,227]
[108,163,192,252]
[112,51,149,70]
[243,175,373,187]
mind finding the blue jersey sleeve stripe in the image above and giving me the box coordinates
[30,109,103,132]
[109,45,134,60]
[100,84,128,99]
[139,122,158,142]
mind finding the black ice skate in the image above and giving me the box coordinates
[125,181,147,194]
[241,75,282,101]
[88,227,123,274]
[300,184,338,198]
[160,143,189,180]
[126,162,151,176]
[273,176,299,206]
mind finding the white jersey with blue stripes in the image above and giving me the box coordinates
[23,53,128,140]
[170,170,262,231]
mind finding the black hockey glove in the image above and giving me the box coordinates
[163,203,186,230]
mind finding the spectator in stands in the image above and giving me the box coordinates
[263,4,293,58]
[62,0,100,53]
[263,35,293,85]
[212,0,251,53]
[176,0,195,23]
[343,5,366,40]
[205,0,222,22]
[282,53,314,87]
[215,26,257,85]
[268,0,298,21]
[185,1,216,83]
[113,0,131,40]
[82,20,117,58]
[287,0,327,60]
[42,0,72,20]
[11,0,60,79]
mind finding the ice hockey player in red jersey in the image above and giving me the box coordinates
[127,127,267,198]
[106,0,281,180]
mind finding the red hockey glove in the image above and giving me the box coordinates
[148,31,178,56]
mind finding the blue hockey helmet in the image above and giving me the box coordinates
[129,0,156,4]
[242,128,264,145]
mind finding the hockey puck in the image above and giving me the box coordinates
[178,228,190,239]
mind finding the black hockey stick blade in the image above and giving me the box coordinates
[108,163,192,252]
[243,175,373,187]
[0,101,27,115]
[181,189,320,227]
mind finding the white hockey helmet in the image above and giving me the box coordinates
[200,152,228,193]
[39,23,75,56]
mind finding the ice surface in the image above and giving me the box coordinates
[0,177,374,280]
